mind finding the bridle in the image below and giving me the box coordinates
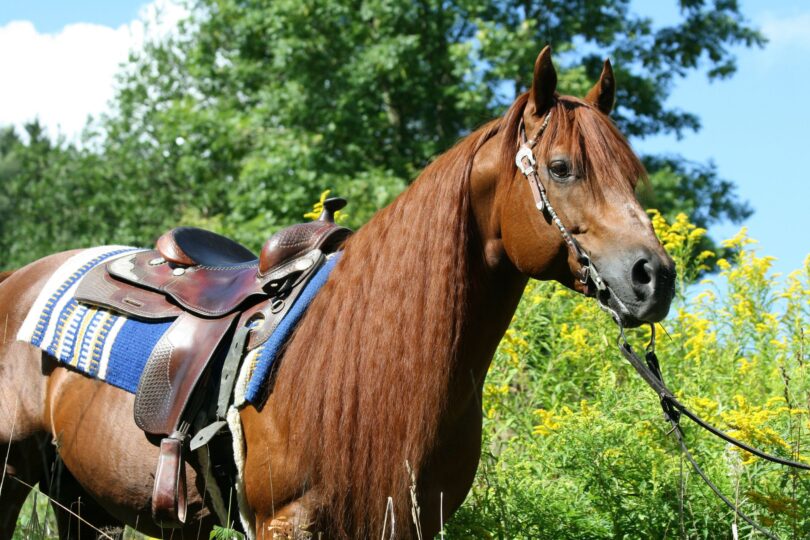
[515,105,808,540]
[516,111,608,296]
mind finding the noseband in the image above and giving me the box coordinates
[514,106,807,540]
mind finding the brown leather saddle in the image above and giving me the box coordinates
[74,198,351,527]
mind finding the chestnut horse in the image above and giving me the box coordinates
[0,47,674,539]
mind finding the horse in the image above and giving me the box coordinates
[0,46,675,539]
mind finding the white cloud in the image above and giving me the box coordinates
[0,0,188,141]
[758,11,810,52]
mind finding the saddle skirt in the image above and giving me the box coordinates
[16,246,167,391]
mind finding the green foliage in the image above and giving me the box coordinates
[448,214,810,539]
[13,491,56,540]
[0,123,116,267]
[210,525,245,539]
[0,0,762,269]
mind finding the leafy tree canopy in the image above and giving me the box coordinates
[0,0,762,268]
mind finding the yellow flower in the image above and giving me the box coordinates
[533,408,563,436]
[722,395,793,463]
[303,189,347,222]
[737,357,756,375]
[721,227,756,249]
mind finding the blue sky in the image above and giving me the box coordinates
[0,1,144,33]
[1,0,808,277]
[631,0,810,278]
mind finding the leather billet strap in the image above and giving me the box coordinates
[152,432,188,527]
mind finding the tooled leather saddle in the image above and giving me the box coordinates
[73,198,351,527]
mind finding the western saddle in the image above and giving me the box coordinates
[74,198,351,527]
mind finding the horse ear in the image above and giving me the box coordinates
[585,59,616,115]
[530,45,557,114]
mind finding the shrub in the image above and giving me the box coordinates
[449,212,810,539]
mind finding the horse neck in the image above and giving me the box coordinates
[452,131,529,405]
[249,122,529,536]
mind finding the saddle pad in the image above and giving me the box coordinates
[17,246,173,392]
[17,246,341,403]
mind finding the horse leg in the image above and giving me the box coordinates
[0,338,51,539]
[0,252,122,539]
[253,497,324,539]
[0,436,46,540]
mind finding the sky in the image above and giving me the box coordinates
[631,0,810,279]
[0,0,808,278]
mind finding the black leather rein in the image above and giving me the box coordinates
[619,324,806,540]
[515,108,808,540]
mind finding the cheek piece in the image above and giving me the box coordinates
[514,110,620,316]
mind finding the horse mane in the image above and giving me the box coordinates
[269,92,644,538]
[270,118,502,537]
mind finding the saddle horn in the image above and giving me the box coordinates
[318,197,347,223]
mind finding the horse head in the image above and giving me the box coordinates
[498,46,676,327]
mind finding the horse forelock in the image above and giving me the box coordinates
[501,93,647,201]
[268,120,500,537]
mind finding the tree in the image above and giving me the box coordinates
[0,123,105,267]
[1,0,763,267]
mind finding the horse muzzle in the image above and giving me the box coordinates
[594,247,676,328]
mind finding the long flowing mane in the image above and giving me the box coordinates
[271,119,501,537]
[269,91,645,537]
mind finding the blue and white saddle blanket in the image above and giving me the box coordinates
[17,245,337,405]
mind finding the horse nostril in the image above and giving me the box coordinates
[631,258,653,287]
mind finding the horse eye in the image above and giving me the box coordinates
[548,160,570,179]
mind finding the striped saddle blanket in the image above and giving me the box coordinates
[16,246,336,405]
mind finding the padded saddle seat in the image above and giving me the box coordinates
[157,227,257,268]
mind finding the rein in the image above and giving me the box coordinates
[515,108,808,539]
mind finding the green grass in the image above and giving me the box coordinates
[13,490,54,540]
[13,488,151,540]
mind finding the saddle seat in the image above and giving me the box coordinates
[82,198,351,319]
[157,227,258,268]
